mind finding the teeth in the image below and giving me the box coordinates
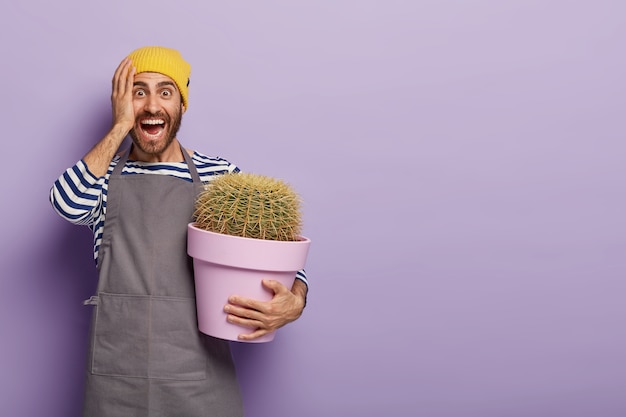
[141,119,165,125]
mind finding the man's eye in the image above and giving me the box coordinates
[135,90,145,97]
[162,90,171,97]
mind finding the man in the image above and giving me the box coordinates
[50,46,308,417]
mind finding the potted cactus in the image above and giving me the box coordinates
[187,173,311,343]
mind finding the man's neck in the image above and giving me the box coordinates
[129,139,185,163]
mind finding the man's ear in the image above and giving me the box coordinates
[182,103,186,113]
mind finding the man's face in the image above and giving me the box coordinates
[129,72,184,156]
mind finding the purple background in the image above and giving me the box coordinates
[1,1,625,416]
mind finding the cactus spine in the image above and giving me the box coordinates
[193,173,302,241]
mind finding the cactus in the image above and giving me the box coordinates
[193,172,303,241]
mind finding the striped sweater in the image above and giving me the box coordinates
[50,151,308,286]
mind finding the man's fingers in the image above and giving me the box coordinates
[227,294,265,312]
[237,328,270,341]
[225,280,288,310]
[224,303,264,320]
[112,58,128,91]
[261,279,288,294]
[125,65,135,93]
[226,312,259,328]
[226,313,275,341]
[112,57,133,97]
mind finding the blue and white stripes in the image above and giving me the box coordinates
[50,151,308,286]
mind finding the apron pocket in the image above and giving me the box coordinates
[91,292,207,381]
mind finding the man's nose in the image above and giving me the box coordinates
[144,95,161,114]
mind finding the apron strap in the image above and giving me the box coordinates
[181,146,202,184]
[111,147,131,177]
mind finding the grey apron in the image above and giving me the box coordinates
[83,146,243,417]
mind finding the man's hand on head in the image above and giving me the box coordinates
[110,57,136,136]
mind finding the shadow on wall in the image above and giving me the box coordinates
[230,334,293,415]
[25,219,98,416]
[43,221,99,301]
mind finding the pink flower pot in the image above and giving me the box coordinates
[187,223,311,343]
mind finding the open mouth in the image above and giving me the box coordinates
[140,118,166,138]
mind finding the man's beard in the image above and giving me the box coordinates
[129,108,183,156]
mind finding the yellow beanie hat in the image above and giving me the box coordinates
[127,46,191,109]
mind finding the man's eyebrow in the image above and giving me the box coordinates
[157,81,177,89]
[132,81,177,90]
